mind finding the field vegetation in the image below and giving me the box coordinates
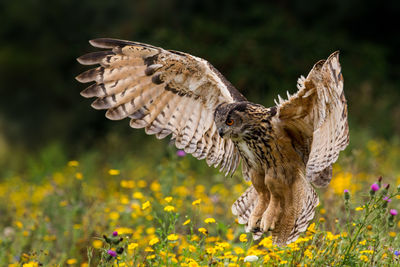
[1,138,399,266]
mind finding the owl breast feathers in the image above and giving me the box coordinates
[76,38,349,245]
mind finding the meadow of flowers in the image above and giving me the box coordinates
[0,138,399,266]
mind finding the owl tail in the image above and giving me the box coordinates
[276,179,319,245]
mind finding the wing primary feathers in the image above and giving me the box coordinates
[77,51,115,65]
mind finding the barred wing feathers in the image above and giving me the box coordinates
[276,52,349,187]
[76,38,246,175]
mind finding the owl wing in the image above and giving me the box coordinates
[276,52,349,186]
[76,38,246,175]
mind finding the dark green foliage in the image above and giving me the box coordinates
[0,0,399,152]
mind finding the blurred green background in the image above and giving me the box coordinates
[0,0,399,175]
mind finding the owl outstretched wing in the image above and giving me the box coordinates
[276,52,349,187]
[76,38,246,175]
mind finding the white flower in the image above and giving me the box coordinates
[244,255,259,262]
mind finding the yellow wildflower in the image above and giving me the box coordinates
[164,196,173,203]
[114,227,134,234]
[263,255,271,263]
[359,255,368,262]
[234,247,244,255]
[15,221,23,229]
[142,201,151,210]
[304,249,313,259]
[326,232,340,241]
[389,232,396,237]
[149,237,159,246]
[307,223,316,234]
[145,247,154,252]
[259,236,273,248]
[59,200,68,207]
[128,243,138,250]
[22,262,39,267]
[359,240,366,245]
[191,235,200,241]
[68,160,79,167]
[355,206,364,211]
[167,234,179,241]
[109,212,120,220]
[188,260,199,267]
[206,247,216,254]
[92,240,103,249]
[360,250,374,254]
[188,245,197,252]
[75,172,83,180]
[239,234,248,242]
[120,196,129,204]
[164,205,175,212]
[198,228,208,235]
[108,169,120,175]
[132,192,143,199]
[204,218,216,224]
[192,199,202,206]
[146,255,155,260]
[150,181,161,191]
[120,180,135,188]
[183,219,191,225]
[66,259,77,265]
[137,180,147,188]
[226,228,234,240]
[146,227,155,235]
[320,208,326,214]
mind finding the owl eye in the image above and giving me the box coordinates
[226,119,234,126]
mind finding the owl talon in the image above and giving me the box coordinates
[260,198,281,233]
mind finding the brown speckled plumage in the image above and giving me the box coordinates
[76,38,349,245]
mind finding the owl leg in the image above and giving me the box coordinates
[247,190,270,232]
[248,173,270,232]
[260,177,285,232]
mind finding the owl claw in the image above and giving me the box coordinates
[260,198,281,233]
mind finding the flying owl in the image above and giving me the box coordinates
[76,38,349,245]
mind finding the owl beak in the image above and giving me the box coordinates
[218,129,225,138]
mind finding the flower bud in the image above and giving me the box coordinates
[116,247,124,254]
[378,176,383,187]
[344,189,350,201]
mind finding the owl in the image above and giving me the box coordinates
[76,38,349,245]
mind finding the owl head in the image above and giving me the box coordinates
[214,102,253,140]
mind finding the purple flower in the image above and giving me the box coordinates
[395,250,399,257]
[383,196,392,202]
[370,183,380,192]
[344,189,349,193]
[389,209,398,216]
[107,250,117,257]
[176,150,186,157]
[112,231,118,236]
